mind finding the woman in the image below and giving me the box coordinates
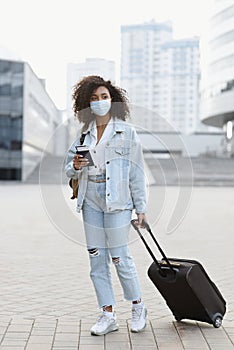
[65,75,147,336]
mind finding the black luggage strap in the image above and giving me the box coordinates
[131,219,175,276]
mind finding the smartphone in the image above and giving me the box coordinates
[75,145,94,166]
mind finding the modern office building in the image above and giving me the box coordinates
[0,58,60,181]
[161,38,200,134]
[200,0,234,141]
[121,21,202,134]
[121,21,173,131]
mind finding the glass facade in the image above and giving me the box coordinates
[0,59,60,181]
[0,60,24,180]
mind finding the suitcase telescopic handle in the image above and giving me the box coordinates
[131,219,175,275]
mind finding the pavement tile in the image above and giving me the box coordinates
[53,333,79,341]
[129,331,157,347]
[26,335,54,344]
[105,342,131,350]
[26,345,52,350]
[0,339,28,346]
[56,325,80,333]
[52,348,77,350]
[133,348,158,350]
[157,344,182,350]
[53,341,79,347]
[150,320,183,350]
[6,325,32,333]
[0,348,25,350]
[0,326,8,334]
[31,330,55,336]
[223,327,234,344]
[79,335,104,345]
[105,332,129,342]
[174,321,210,349]
[2,332,29,340]
[79,346,106,350]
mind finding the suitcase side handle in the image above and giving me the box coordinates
[131,219,175,275]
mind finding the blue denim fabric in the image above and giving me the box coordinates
[65,120,147,214]
[82,178,142,308]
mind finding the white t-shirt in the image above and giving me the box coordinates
[88,119,114,175]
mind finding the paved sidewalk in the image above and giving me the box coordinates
[0,184,233,349]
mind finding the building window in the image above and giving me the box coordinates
[0,84,11,96]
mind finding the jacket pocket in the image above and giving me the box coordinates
[114,147,130,156]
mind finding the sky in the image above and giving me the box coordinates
[0,0,213,109]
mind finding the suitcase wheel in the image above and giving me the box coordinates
[213,316,222,328]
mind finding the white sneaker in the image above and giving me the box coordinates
[131,302,147,333]
[90,311,119,336]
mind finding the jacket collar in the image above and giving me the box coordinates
[113,119,125,133]
[83,118,126,135]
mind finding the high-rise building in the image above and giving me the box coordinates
[121,21,201,133]
[161,38,200,134]
[0,59,60,181]
[200,0,234,145]
[121,21,173,131]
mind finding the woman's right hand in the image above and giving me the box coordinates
[73,154,89,170]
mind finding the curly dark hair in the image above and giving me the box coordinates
[72,75,130,129]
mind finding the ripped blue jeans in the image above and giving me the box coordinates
[82,175,142,308]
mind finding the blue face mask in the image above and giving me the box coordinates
[90,99,111,117]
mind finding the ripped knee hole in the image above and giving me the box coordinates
[112,257,120,265]
[88,248,99,256]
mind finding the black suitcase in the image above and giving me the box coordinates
[131,220,226,328]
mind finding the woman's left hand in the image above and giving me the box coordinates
[136,213,147,228]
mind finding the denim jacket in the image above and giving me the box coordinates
[65,119,147,214]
